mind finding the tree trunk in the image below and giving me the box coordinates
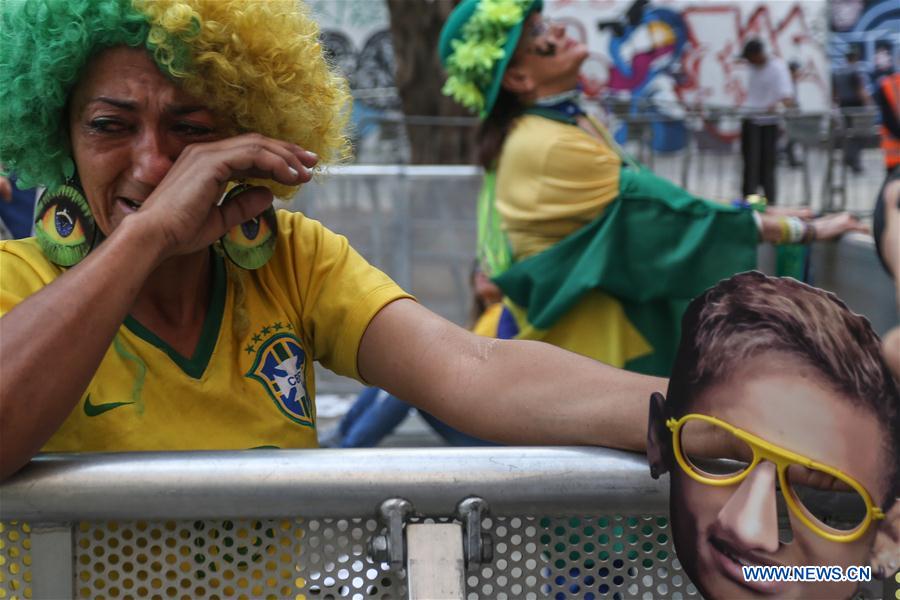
[386,0,477,164]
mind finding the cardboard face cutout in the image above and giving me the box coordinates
[647,271,900,599]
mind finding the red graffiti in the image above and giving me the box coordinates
[678,4,827,109]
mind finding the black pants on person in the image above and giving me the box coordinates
[741,119,778,204]
[842,113,864,172]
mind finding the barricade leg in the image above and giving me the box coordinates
[30,522,73,599]
[406,523,465,600]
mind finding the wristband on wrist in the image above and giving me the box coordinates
[787,216,806,244]
[802,221,816,244]
[777,217,791,244]
[776,216,809,244]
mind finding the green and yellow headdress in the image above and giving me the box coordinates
[0,0,350,198]
[439,0,543,118]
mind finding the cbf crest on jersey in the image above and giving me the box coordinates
[246,331,314,427]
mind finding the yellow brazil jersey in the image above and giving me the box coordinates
[0,210,412,452]
[494,115,649,367]
[496,114,622,260]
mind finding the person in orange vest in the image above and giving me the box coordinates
[874,72,900,174]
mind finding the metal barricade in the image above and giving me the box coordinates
[288,166,483,330]
[782,112,829,203]
[1,449,893,599]
[823,107,882,212]
[1,448,692,599]
[677,110,739,199]
[353,113,480,166]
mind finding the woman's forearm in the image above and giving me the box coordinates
[446,337,665,451]
[0,218,164,479]
[359,299,665,452]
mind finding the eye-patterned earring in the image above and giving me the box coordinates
[33,178,99,267]
[218,184,277,270]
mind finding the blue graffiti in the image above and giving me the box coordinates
[604,3,689,152]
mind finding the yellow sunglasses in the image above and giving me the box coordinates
[667,413,885,543]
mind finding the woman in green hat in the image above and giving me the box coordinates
[440,0,867,375]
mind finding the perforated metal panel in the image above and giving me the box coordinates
[72,519,297,599]
[468,517,543,600]
[529,516,696,600]
[68,518,407,600]
[302,518,407,600]
[461,516,694,600]
[0,521,32,600]
[2,514,694,599]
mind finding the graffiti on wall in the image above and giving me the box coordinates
[548,0,829,149]
[309,1,400,150]
[310,0,832,153]
[829,0,900,90]
[319,29,398,110]
[594,0,691,150]
[307,0,389,31]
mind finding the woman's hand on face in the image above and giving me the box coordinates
[133,133,317,259]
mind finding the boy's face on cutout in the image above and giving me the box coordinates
[668,352,889,600]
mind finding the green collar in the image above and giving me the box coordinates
[524,106,578,125]
[524,107,642,170]
[124,251,227,379]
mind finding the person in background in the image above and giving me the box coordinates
[872,41,896,86]
[0,170,39,240]
[324,263,514,447]
[874,170,900,379]
[439,0,865,377]
[832,47,871,174]
[874,71,900,175]
[739,38,795,204]
[782,60,803,168]
[871,67,899,375]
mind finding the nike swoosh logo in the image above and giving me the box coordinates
[83,395,135,417]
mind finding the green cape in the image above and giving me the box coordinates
[493,167,758,375]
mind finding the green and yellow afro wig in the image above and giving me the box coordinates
[0,0,351,198]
